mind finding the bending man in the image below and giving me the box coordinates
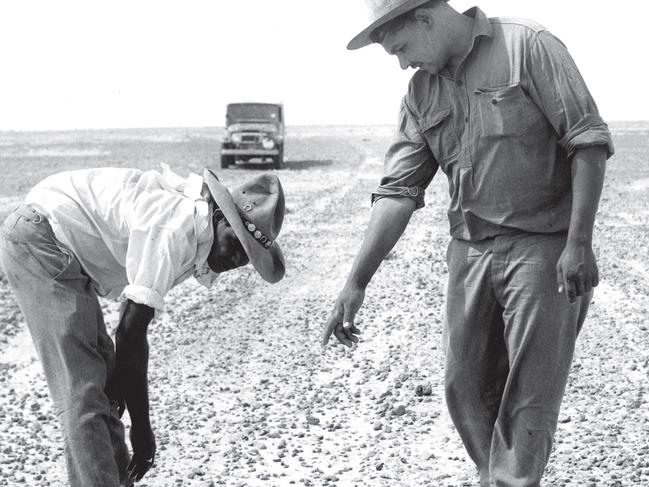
[0,164,286,486]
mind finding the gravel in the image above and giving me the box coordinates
[0,124,647,486]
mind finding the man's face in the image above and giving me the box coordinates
[380,15,449,75]
[207,217,249,273]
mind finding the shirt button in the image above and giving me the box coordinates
[465,117,469,123]
[491,99,498,105]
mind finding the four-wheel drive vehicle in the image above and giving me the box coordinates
[220,102,285,169]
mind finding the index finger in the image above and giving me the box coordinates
[321,312,341,347]
[128,454,155,481]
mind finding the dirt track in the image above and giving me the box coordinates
[0,125,648,486]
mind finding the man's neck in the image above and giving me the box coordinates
[445,12,476,76]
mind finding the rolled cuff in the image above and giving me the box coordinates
[559,114,615,160]
[121,284,165,317]
[371,185,426,209]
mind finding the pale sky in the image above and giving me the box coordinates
[0,0,646,130]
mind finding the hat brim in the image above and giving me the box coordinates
[203,169,285,283]
[347,0,434,50]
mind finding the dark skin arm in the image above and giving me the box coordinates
[557,145,607,303]
[103,213,247,480]
[321,196,417,347]
[105,299,156,482]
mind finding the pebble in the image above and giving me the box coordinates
[392,405,407,417]
[0,132,646,487]
[305,415,320,426]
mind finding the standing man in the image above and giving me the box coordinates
[0,164,286,486]
[321,1,613,485]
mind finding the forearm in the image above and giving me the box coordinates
[567,145,607,245]
[117,337,150,426]
[114,300,154,426]
[347,196,416,289]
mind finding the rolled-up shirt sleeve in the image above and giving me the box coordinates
[121,226,192,316]
[371,97,438,209]
[525,30,614,160]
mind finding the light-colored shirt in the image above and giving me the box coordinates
[372,7,614,241]
[25,164,217,314]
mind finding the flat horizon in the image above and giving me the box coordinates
[1,120,648,135]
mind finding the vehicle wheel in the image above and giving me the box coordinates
[273,146,284,170]
[220,154,232,169]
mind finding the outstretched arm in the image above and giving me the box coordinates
[321,196,416,347]
[106,299,156,481]
[556,145,607,303]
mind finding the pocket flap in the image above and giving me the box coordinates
[475,83,524,102]
[420,106,451,131]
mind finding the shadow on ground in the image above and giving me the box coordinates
[228,159,334,171]
[283,159,333,170]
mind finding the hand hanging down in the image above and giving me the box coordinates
[321,282,364,348]
[321,197,416,349]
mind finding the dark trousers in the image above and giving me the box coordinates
[444,232,590,487]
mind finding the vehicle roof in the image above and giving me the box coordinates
[226,102,282,107]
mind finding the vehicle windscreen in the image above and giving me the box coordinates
[227,104,280,123]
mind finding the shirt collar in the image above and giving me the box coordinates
[439,6,493,80]
[463,6,494,41]
[194,261,218,288]
[193,192,218,288]
[157,163,219,288]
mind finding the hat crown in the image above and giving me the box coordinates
[231,174,284,244]
[203,168,285,282]
[365,0,408,22]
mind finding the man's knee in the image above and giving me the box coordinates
[55,381,110,419]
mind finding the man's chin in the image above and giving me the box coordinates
[208,260,247,274]
[211,264,241,274]
[208,263,228,274]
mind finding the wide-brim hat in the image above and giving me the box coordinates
[203,169,285,283]
[347,0,442,50]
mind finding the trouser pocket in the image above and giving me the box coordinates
[2,204,75,280]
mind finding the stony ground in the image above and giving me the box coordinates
[0,125,647,486]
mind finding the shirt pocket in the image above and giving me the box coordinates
[475,83,545,137]
[418,106,460,167]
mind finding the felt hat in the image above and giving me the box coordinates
[348,0,445,50]
[203,169,285,283]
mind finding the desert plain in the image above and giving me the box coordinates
[0,123,647,486]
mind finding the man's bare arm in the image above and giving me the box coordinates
[108,299,156,481]
[321,196,416,347]
[556,145,607,303]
